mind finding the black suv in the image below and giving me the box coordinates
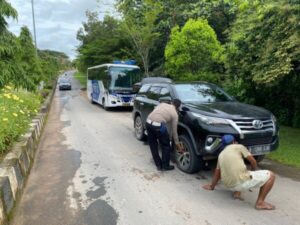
[132,80,279,173]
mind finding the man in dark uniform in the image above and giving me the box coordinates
[146,99,184,171]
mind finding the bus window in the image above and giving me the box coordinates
[109,67,141,90]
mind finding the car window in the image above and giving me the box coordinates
[160,87,170,97]
[139,84,151,94]
[147,86,161,100]
[59,78,70,83]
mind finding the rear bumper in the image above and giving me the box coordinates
[59,85,71,90]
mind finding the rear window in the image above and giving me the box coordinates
[59,78,70,83]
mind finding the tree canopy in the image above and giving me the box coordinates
[165,19,224,82]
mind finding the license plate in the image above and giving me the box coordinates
[248,145,271,155]
[123,103,130,106]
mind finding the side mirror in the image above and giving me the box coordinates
[133,82,141,93]
[159,96,172,104]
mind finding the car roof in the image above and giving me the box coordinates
[141,77,172,85]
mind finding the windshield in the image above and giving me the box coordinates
[174,83,234,103]
[59,78,70,83]
[109,67,142,90]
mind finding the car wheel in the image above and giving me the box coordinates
[175,134,203,174]
[134,115,146,141]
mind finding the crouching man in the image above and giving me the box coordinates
[202,134,276,210]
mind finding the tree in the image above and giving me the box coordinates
[18,26,42,90]
[76,12,133,72]
[165,19,224,82]
[117,0,162,76]
[225,0,300,127]
[0,1,23,89]
[0,0,17,32]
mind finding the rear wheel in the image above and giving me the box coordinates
[175,134,203,174]
[134,115,146,141]
[90,94,96,104]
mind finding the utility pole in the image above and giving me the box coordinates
[31,0,38,56]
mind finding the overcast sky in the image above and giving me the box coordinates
[8,0,116,60]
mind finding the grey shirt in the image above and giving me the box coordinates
[148,103,179,143]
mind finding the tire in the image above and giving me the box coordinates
[175,134,203,174]
[102,98,108,111]
[90,94,96,104]
[134,115,146,141]
[254,155,265,163]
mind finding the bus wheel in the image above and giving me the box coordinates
[102,99,108,111]
[90,94,96,104]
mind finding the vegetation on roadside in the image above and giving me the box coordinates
[0,1,71,153]
[0,85,41,152]
[74,71,87,87]
[268,126,300,168]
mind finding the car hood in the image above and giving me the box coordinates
[183,101,271,119]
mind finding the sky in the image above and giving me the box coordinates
[8,0,116,60]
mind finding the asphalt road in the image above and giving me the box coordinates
[11,71,300,225]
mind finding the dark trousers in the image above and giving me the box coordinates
[146,123,171,169]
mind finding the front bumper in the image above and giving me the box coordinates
[201,134,279,158]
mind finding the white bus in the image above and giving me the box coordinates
[87,62,142,109]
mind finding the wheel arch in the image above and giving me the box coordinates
[178,123,200,155]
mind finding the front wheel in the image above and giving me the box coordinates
[102,98,108,111]
[175,134,203,174]
[134,115,146,141]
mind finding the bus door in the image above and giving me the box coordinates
[91,80,100,102]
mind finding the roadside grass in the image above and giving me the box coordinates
[0,85,41,153]
[74,71,86,87]
[267,126,300,168]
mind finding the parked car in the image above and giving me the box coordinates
[132,80,279,173]
[133,77,172,93]
[58,77,72,90]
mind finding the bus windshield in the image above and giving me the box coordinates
[109,67,141,90]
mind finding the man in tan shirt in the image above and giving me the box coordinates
[203,135,276,210]
[146,99,183,171]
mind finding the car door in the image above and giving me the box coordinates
[141,85,161,126]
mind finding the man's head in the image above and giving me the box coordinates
[172,99,181,110]
[222,134,235,146]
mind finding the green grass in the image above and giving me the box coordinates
[74,71,87,87]
[267,126,300,168]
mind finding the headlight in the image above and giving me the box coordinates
[191,112,229,126]
[271,114,277,123]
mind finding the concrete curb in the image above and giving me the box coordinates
[0,87,56,225]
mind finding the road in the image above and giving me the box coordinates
[11,71,300,225]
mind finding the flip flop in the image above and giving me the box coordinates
[255,204,275,210]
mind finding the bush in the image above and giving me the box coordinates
[0,85,41,153]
